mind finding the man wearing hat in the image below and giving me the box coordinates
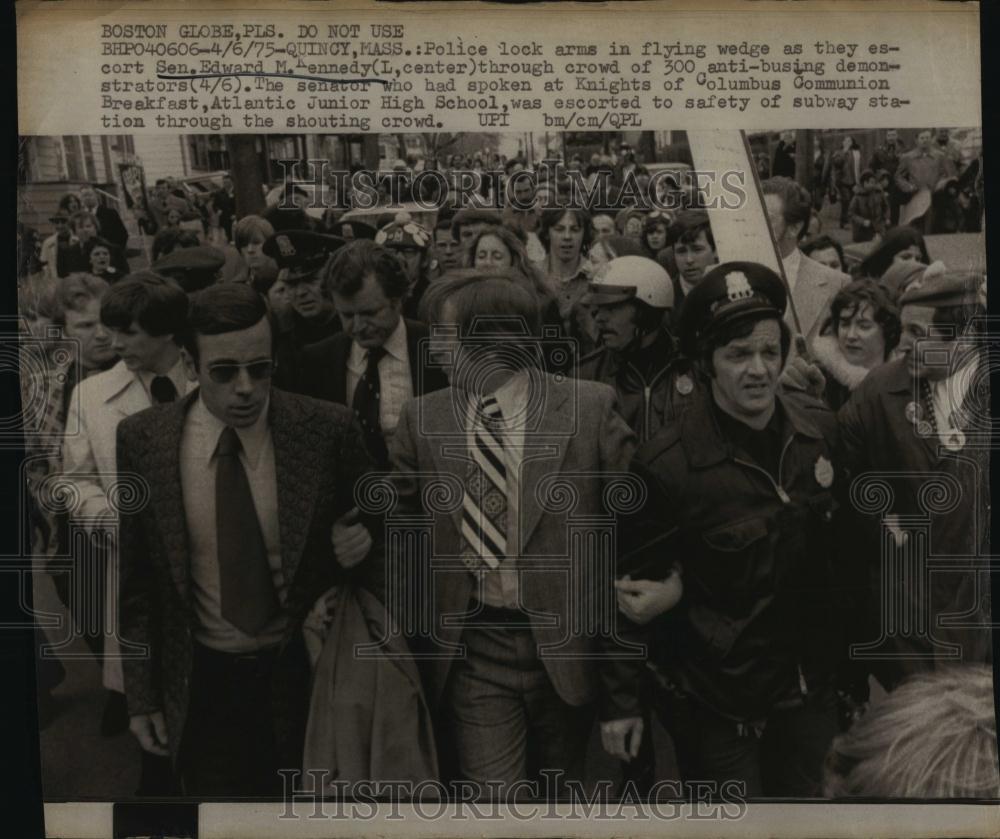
[40,212,76,280]
[263,229,345,390]
[600,261,844,797]
[375,212,433,321]
[838,270,990,692]
[578,256,693,445]
[153,245,227,294]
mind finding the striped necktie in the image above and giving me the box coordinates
[461,395,507,571]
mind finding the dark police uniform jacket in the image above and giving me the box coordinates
[602,386,844,724]
[576,330,695,444]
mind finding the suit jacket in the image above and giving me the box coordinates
[117,388,382,765]
[95,205,130,250]
[388,372,637,709]
[293,318,448,406]
[790,253,850,345]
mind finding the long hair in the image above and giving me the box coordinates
[857,226,931,280]
[465,225,555,300]
[828,279,901,358]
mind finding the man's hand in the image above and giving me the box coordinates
[129,711,169,756]
[601,716,644,762]
[616,572,683,625]
[781,336,826,398]
[331,507,372,568]
[303,587,340,665]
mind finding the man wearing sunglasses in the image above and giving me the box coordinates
[292,240,448,468]
[115,282,382,795]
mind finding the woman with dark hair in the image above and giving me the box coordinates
[85,237,128,283]
[816,280,901,409]
[801,235,847,273]
[232,214,277,285]
[855,225,931,281]
[640,210,672,259]
[538,207,598,355]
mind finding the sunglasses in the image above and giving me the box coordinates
[206,360,274,384]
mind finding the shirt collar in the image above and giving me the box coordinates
[190,393,271,470]
[138,356,188,399]
[933,353,979,418]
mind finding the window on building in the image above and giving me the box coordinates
[187,136,230,172]
[61,136,98,183]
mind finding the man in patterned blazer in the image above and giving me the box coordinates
[388,271,637,796]
[117,283,381,795]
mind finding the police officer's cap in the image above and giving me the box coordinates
[152,245,227,294]
[326,219,377,242]
[584,256,675,310]
[262,229,345,281]
[898,268,986,310]
[679,261,787,355]
[375,211,431,251]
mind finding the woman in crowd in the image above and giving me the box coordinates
[85,237,126,283]
[855,225,931,281]
[467,224,564,341]
[640,211,672,259]
[816,280,901,410]
[802,235,848,273]
[57,211,100,276]
[538,206,598,355]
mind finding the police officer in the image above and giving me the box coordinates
[152,244,227,294]
[374,211,433,321]
[262,229,345,390]
[578,256,694,444]
[600,262,844,798]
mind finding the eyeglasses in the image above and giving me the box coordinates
[206,360,274,384]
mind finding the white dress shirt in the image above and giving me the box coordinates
[345,317,413,436]
[464,370,530,609]
[180,396,287,652]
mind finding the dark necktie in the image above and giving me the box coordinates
[351,346,388,466]
[215,426,276,635]
[150,375,178,404]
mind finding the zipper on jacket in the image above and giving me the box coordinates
[732,435,795,505]
[626,362,671,444]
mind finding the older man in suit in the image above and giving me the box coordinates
[388,271,637,796]
[292,241,448,466]
[761,177,850,355]
[117,283,380,795]
[62,272,193,737]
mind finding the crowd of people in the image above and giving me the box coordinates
[757,128,984,242]
[18,138,995,804]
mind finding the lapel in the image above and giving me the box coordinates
[331,336,350,405]
[519,375,573,547]
[404,318,428,395]
[424,389,471,537]
[143,391,197,603]
[268,389,322,586]
[101,362,151,419]
[883,359,938,465]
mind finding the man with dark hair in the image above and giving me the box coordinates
[389,272,636,797]
[601,261,843,797]
[870,129,904,226]
[838,270,991,692]
[61,273,192,742]
[430,214,462,274]
[761,176,850,352]
[292,240,447,466]
[664,209,719,317]
[117,282,381,795]
[263,229,345,390]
